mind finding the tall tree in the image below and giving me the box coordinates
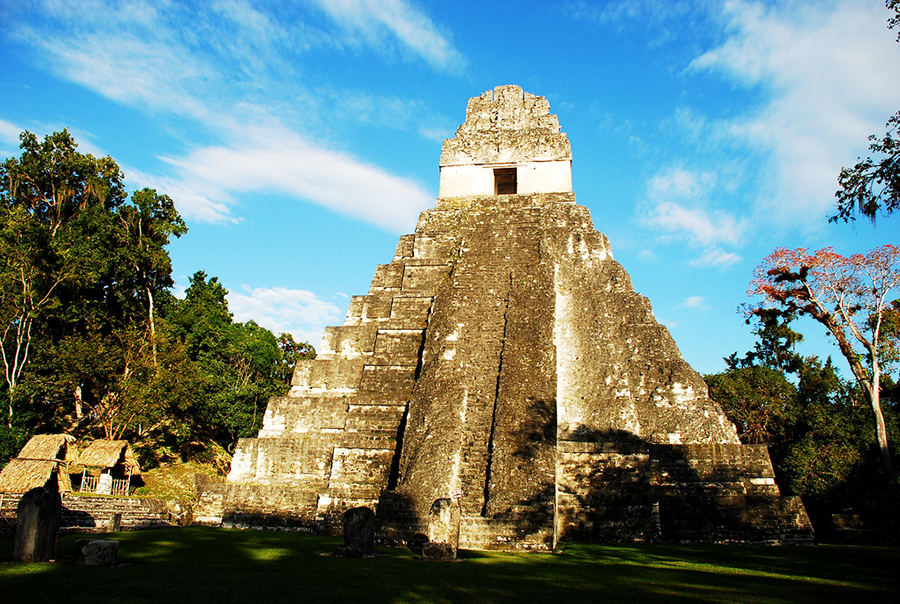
[0,130,190,442]
[705,366,798,446]
[748,245,899,478]
[0,130,127,426]
[114,188,187,365]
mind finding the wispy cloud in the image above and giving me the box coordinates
[647,202,746,247]
[690,0,900,226]
[305,0,466,72]
[562,0,714,47]
[681,295,707,309]
[8,0,452,231]
[322,88,455,141]
[140,131,433,231]
[228,285,343,346]
[689,249,742,268]
[0,119,22,144]
[644,167,747,246]
[0,119,23,156]
[641,166,747,267]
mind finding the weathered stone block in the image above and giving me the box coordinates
[357,366,417,405]
[342,507,375,556]
[401,265,450,293]
[345,292,393,323]
[328,448,394,493]
[389,296,434,323]
[345,404,406,433]
[13,487,61,563]
[371,329,425,366]
[292,358,365,390]
[371,264,403,290]
[394,234,415,261]
[74,539,120,566]
[422,542,456,561]
[320,326,379,359]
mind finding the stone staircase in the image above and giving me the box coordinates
[0,491,176,532]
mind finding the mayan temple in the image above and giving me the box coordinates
[219,85,813,548]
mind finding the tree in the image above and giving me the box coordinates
[833,111,900,223]
[748,245,900,479]
[114,189,187,366]
[0,130,128,426]
[705,366,798,445]
[831,1,900,223]
[0,130,192,450]
[167,271,295,453]
[277,332,316,383]
[726,308,805,374]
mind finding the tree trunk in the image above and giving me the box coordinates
[146,286,157,367]
[823,318,894,479]
[74,385,84,420]
[868,356,894,479]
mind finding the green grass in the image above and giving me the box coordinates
[1,527,897,603]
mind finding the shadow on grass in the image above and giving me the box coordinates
[1,527,897,604]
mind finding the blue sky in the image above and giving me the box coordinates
[1,0,898,377]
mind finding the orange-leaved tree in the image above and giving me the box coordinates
[748,245,900,479]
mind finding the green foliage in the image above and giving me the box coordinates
[277,332,316,383]
[708,312,900,515]
[833,110,900,223]
[705,366,798,445]
[0,424,30,469]
[165,271,293,454]
[0,130,314,468]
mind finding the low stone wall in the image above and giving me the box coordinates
[0,491,176,533]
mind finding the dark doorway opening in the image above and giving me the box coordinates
[494,168,517,195]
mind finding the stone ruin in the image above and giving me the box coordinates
[221,85,813,548]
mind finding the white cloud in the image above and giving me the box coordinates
[641,166,748,267]
[648,167,717,201]
[146,131,432,232]
[228,285,343,346]
[0,119,22,145]
[682,295,707,309]
[647,202,746,247]
[306,0,466,72]
[690,0,900,226]
[689,249,742,268]
[323,89,455,141]
[644,167,748,247]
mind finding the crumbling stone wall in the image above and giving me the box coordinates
[439,85,572,197]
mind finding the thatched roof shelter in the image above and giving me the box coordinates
[76,440,142,476]
[0,434,77,493]
[16,434,77,463]
[0,459,73,492]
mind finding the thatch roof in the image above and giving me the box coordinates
[17,434,77,463]
[76,440,141,475]
[0,458,73,493]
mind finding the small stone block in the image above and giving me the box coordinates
[74,539,120,566]
[421,542,456,561]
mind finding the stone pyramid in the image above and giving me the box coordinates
[221,85,813,548]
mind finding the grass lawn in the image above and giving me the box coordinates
[1,527,897,603]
